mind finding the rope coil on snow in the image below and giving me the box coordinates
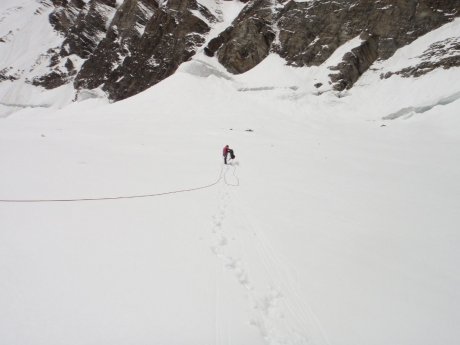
[223,162,240,187]
[0,165,231,203]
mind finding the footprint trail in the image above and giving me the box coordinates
[207,167,330,345]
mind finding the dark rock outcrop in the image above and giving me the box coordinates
[382,37,460,79]
[74,0,158,91]
[43,0,213,99]
[32,47,78,90]
[33,0,460,99]
[61,0,118,58]
[328,33,379,91]
[32,70,74,89]
[208,0,460,90]
[61,0,214,100]
[36,0,118,89]
[49,0,86,33]
[205,0,276,74]
[278,0,460,90]
[99,0,212,100]
[276,0,459,64]
[0,67,19,82]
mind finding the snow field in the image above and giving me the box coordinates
[1,13,460,345]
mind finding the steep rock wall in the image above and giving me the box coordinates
[18,0,460,101]
[208,0,460,91]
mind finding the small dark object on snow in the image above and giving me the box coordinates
[245,129,254,132]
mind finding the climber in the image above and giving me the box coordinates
[223,145,235,164]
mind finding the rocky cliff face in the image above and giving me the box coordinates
[382,36,460,79]
[207,0,460,91]
[205,0,275,74]
[35,0,214,100]
[34,0,119,89]
[75,0,214,100]
[1,0,459,103]
[73,0,160,92]
[99,0,213,100]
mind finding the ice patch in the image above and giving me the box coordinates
[383,90,460,120]
[179,59,233,80]
[76,88,108,102]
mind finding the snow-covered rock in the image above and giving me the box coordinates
[1,0,459,109]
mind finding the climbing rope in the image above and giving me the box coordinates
[224,161,240,187]
[0,165,229,203]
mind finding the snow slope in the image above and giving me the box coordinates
[0,17,460,345]
[0,0,76,117]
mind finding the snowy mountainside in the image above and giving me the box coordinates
[1,15,460,345]
[0,0,459,117]
[0,0,73,116]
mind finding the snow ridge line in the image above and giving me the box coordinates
[0,102,52,109]
[0,165,230,203]
[383,90,460,120]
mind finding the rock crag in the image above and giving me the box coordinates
[2,0,459,102]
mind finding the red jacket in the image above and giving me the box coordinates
[223,146,230,156]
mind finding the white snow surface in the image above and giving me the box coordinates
[1,14,460,345]
[197,0,247,46]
